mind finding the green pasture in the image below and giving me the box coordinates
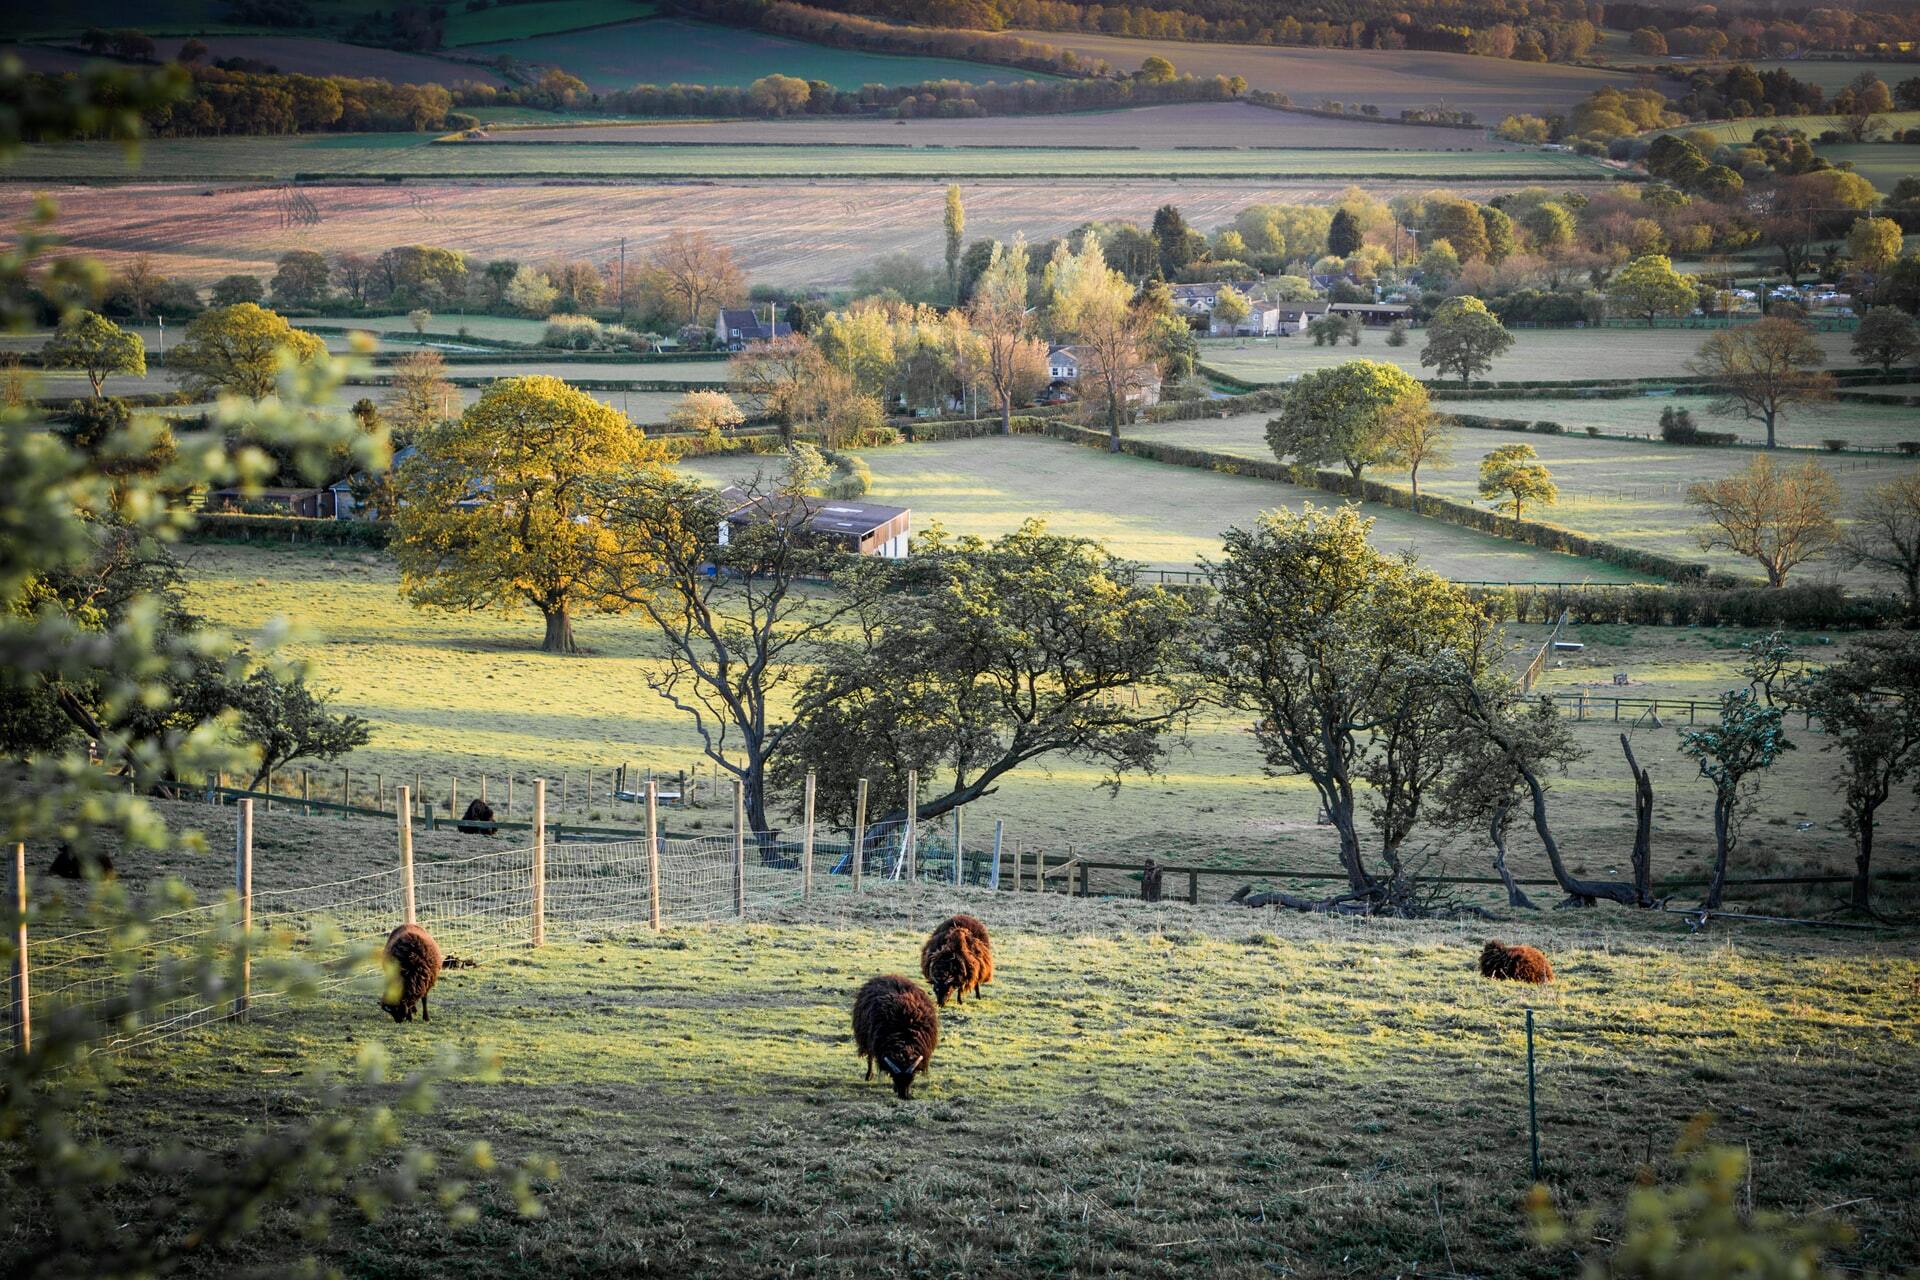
[1,134,1612,182]
[467,17,1048,92]
[1130,413,1916,584]
[1815,142,1920,192]
[1196,327,1862,387]
[1743,59,1920,94]
[1654,109,1920,147]
[14,849,1919,1278]
[442,0,654,46]
[1435,391,1920,450]
[301,313,555,344]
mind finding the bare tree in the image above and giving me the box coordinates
[1837,472,1920,616]
[1686,317,1833,448]
[968,237,1046,434]
[1686,455,1839,587]
[1076,302,1156,451]
[647,229,744,326]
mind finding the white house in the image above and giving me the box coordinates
[1046,345,1080,383]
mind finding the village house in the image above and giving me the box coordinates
[718,486,911,559]
[1046,344,1080,384]
[1167,282,1225,317]
[713,305,792,351]
[1272,301,1332,335]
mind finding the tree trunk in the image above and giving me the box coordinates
[1513,756,1640,906]
[541,605,577,654]
[1763,407,1777,449]
[999,393,1013,436]
[1622,734,1655,906]
[1410,468,1420,507]
[1326,791,1376,896]
[1851,801,1876,912]
[1107,397,1122,453]
[1489,803,1537,909]
[1704,791,1734,909]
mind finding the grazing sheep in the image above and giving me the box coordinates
[1479,939,1554,984]
[456,798,496,835]
[1139,858,1163,903]
[379,922,444,1023]
[852,975,939,1099]
[49,841,114,880]
[920,914,994,1007]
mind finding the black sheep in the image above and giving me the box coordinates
[852,975,939,1099]
[379,922,444,1023]
[456,798,496,835]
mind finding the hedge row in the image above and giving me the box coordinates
[1474,582,1899,629]
[189,513,392,547]
[1041,422,1723,585]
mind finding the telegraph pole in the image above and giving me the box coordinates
[618,237,627,321]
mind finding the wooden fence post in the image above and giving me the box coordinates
[903,768,917,881]
[449,777,458,822]
[991,820,1004,891]
[506,773,514,816]
[645,780,662,931]
[342,767,351,815]
[235,799,253,1021]
[952,807,963,887]
[375,772,384,813]
[396,786,416,925]
[11,842,28,1054]
[732,780,746,919]
[301,768,311,816]
[531,779,546,947]
[1188,870,1199,905]
[802,771,816,902]
[850,778,868,895]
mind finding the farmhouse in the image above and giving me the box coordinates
[1272,301,1331,334]
[1330,301,1412,327]
[1210,301,1290,338]
[717,486,910,558]
[714,306,792,350]
[1168,282,1225,316]
[1046,344,1080,383]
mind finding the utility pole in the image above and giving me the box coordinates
[618,237,627,322]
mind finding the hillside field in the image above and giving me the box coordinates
[1196,327,1862,386]
[469,17,1048,92]
[2,35,508,85]
[0,178,1571,289]
[1432,390,1920,450]
[1130,414,1916,584]
[1815,142,1920,193]
[1006,30,1648,117]
[1657,110,1920,148]
[13,852,1919,1278]
[442,0,655,46]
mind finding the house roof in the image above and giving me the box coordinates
[1329,302,1411,314]
[717,308,791,340]
[718,486,908,539]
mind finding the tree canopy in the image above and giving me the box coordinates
[1419,295,1513,385]
[1266,359,1424,482]
[42,309,144,397]
[166,303,325,400]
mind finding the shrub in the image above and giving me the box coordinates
[1900,441,1920,456]
[1586,425,1601,437]
[1659,405,1698,442]
[1532,420,1565,434]
[1822,438,1848,451]
[542,315,602,350]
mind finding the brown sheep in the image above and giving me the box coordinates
[852,975,939,1099]
[379,922,444,1023]
[1479,939,1554,984]
[456,798,496,836]
[920,913,994,1007]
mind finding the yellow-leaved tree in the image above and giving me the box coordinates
[392,375,669,653]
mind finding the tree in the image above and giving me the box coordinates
[1478,443,1557,524]
[408,307,431,335]
[1420,295,1513,386]
[776,521,1199,830]
[1151,204,1196,278]
[1201,505,1494,908]
[943,184,965,301]
[1479,206,1516,265]
[1687,317,1833,449]
[1611,253,1695,325]
[969,237,1047,435]
[730,334,881,447]
[1522,202,1575,252]
[1837,472,1920,615]
[1327,208,1362,258]
[177,36,208,62]
[1845,216,1902,276]
[1679,688,1792,909]
[1210,284,1251,329]
[668,388,746,447]
[1850,307,1919,375]
[504,264,557,315]
[228,664,372,788]
[42,310,144,397]
[270,249,331,307]
[391,375,670,653]
[1785,634,1920,912]
[166,302,325,399]
[1425,196,1490,262]
[747,72,809,114]
[1139,54,1177,82]
[384,349,452,446]
[647,229,744,325]
[209,273,262,306]
[1046,234,1152,449]
[1686,455,1839,587]
[1380,395,1451,503]
[1266,359,1424,483]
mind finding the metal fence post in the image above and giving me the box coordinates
[732,780,746,919]
[850,778,867,895]
[991,820,1004,890]
[235,799,253,1021]
[903,767,917,881]
[645,780,662,931]
[11,842,28,1054]
[1526,1008,1542,1181]
[532,778,546,947]
[396,785,416,925]
[952,807,963,887]
[801,771,815,901]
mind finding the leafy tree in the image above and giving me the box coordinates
[1385,318,1408,347]
[209,273,262,306]
[505,264,557,315]
[1522,201,1575,252]
[385,349,452,447]
[1479,205,1516,264]
[391,375,670,653]
[1150,204,1196,278]
[1420,295,1513,385]
[1837,472,1920,615]
[1845,216,1902,276]
[667,388,746,447]
[943,183,965,301]
[731,334,882,447]
[42,310,144,397]
[1327,207,1362,258]
[646,229,744,325]
[1611,253,1695,325]
[1210,284,1251,329]
[1785,633,1920,912]
[1849,306,1918,375]
[1679,688,1792,909]
[407,307,431,335]
[968,237,1047,435]
[270,248,330,307]
[1686,455,1838,587]
[1139,54,1177,82]
[1425,195,1490,261]
[1266,359,1424,483]
[1201,504,1493,907]
[776,521,1198,828]
[1687,317,1833,448]
[1379,395,1450,502]
[166,302,325,399]
[1478,443,1557,524]
[226,663,372,787]
[1046,234,1152,449]
[747,72,809,114]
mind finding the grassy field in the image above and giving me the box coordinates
[1197,327,1863,386]
[442,0,654,46]
[12,846,1919,1278]
[470,17,1048,92]
[1007,29,1647,116]
[486,101,1530,149]
[1,134,1611,181]
[0,177,1573,291]
[1656,110,1920,147]
[1743,58,1920,93]
[4,34,509,85]
[1130,413,1917,583]
[1435,391,1920,450]
[1815,142,1920,193]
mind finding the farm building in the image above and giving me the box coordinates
[714,306,792,350]
[1330,301,1412,327]
[203,487,340,518]
[1271,302,1331,335]
[717,486,911,559]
